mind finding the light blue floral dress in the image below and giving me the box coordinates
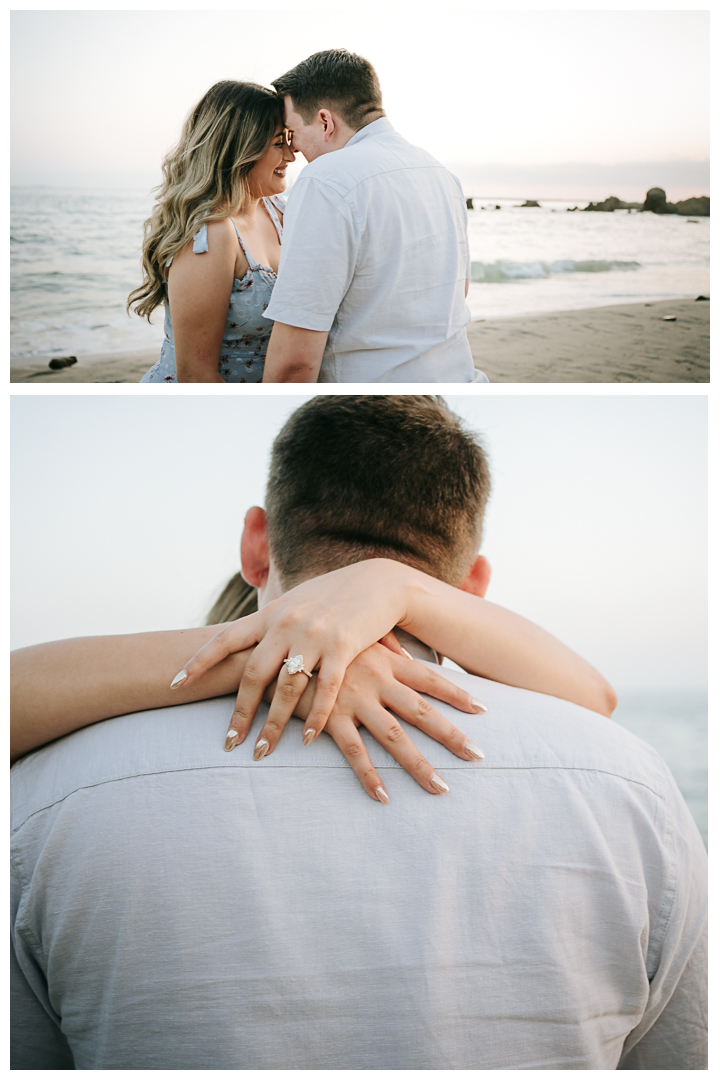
[140,196,284,383]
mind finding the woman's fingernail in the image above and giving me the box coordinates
[302,728,316,746]
[170,669,188,689]
[375,786,390,804]
[253,738,270,761]
[464,740,485,761]
[429,774,450,794]
[224,729,239,752]
[400,647,414,660]
[471,698,487,713]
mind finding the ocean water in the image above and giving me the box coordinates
[612,691,707,849]
[11,187,166,361]
[10,187,710,361]
[466,199,709,318]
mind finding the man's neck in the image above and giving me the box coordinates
[356,109,386,130]
[316,111,387,157]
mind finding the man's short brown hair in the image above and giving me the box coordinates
[272,49,384,130]
[265,396,491,589]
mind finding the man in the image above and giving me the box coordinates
[262,50,487,383]
[11,398,706,1068]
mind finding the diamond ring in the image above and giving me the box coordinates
[282,654,314,677]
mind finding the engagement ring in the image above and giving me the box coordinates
[283,654,314,677]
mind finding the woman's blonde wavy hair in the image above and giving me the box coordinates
[206,572,258,625]
[128,81,284,319]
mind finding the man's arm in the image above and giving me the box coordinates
[262,322,328,383]
[617,931,707,1069]
[11,869,75,1069]
[618,778,708,1070]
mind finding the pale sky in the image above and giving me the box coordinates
[10,7,709,200]
[11,393,707,695]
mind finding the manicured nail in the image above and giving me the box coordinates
[429,774,450,794]
[400,647,414,660]
[471,698,487,713]
[464,740,485,761]
[302,728,316,746]
[170,669,188,689]
[375,786,390,803]
[253,738,270,761]
[224,729,239,752]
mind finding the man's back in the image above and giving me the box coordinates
[264,118,482,383]
[11,666,706,1069]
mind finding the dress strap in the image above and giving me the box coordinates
[263,197,284,241]
[166,222,208,268]
[230,218,258,268]
[192,224,209,254]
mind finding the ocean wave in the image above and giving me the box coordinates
[470,259,642,283]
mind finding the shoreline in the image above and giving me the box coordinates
[10,298,709,384]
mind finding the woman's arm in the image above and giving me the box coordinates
[10,627,243,762]
[178,559,617,753]
[398,567,618,716]
[167,220,239,383]
[11,627,483,802]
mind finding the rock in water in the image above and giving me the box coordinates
[466,197,474,210]
[643,187,677,214]
[517,199,540,208]
[49,356,78,370]
[675,196,709,216]
[582,195,643,212]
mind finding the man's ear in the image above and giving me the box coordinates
[240,506,270,588]
[318,108,336,140]
[459,555,491,598]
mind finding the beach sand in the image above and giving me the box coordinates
[468,297,709,383]
[11,348,159,384]
[10,298,709,384]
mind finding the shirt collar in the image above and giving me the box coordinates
[344,116,394,149]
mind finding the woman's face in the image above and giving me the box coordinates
[248,127,295,199]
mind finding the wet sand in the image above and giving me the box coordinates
[10,298,709,383]
[467,297,709,383]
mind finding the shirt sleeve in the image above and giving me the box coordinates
[463,190,471,279]
[617,931,707,1070]
[264,177,358,332]
[617,776,708,1070]
[11,864,75,1069]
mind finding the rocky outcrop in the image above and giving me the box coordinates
[580,188,709,216]
[675,196,709,216]
[466,197,474,210]
[583,195,643,212]
[642,188,709,216]
[517,199,540,208]
[643,187,675,214]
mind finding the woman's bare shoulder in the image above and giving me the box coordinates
[168,217,238,276]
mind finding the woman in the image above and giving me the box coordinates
[130,82,293,382]
[12,560,616,802]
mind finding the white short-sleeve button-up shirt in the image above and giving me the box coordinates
[264,119,486,383]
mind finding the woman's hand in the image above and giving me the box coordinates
[172,561,429,743]
[230,641,486,802]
